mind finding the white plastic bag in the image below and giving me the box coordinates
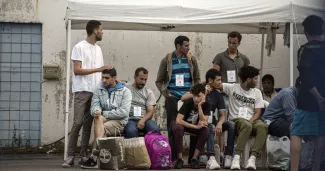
[266,135,290,170]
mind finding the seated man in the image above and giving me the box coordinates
[216,66,267,170]
[261,74,282,103]
[181,69,236,169]
[172,83,209,169]
[124,67,159,138]
[81,68,132,169]
[260,86,297,138]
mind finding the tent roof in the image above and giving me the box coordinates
[66,0,325,34]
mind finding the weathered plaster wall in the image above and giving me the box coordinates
[2,0,303,145]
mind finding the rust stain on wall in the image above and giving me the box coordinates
[194,33,203,60]
[53,50,73,121]
[44,94,49,103]
[1,0,37,22]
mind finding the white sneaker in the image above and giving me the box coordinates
[230,155,241,170]
[245,156,257,170]
[224,155,232,169]
[206,156,220,170]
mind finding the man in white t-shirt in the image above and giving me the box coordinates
[62,20,112,168]
[217,66,267,170]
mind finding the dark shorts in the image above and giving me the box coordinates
[291,109,325,136]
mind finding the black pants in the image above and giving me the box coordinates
[268,118,291,138]
[165,96,180,161]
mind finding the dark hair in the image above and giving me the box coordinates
[86,20,102,36]
[174,36,189,49]
[102,68,117,77]
[262,74,275,84]
[302,15,324,36]
[190,83,206,96]
[135,67,148,76]
[238,66,260,82]
[205,69,221,83]
[228,31,242,43]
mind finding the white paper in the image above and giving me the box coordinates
[238,107,248,119]
[227,70,236,83]
[133,106,142,116]
[176,74,184,87]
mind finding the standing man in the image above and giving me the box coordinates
[156,35,201,160]
[124,67,160,138]
[62,20,112,167]
[212,31,250,84]
[216,66,267,170]
[290,15,325,171]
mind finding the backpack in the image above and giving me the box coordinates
[144,130,172,170]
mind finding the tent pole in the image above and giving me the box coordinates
[260,31,265,89]
[64,20,71,160]
[290,23,294,86]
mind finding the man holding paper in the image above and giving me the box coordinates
[124,67,160,138]
[216,66,267,170]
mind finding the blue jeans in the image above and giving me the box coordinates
[124,118,159,138]
[207,121,236,156]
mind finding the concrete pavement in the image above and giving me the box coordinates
[0,154,270,171]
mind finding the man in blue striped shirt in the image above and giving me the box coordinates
[156,36,201,164]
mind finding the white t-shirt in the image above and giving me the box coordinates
[223,83,264,120]
[71,40,104,93]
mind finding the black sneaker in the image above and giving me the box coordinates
[78,156,89,165]
[81,155,98,169]
[190,158,200,169]
[62,156,74,168]
[92,149,100,156]
[174,159,184,169]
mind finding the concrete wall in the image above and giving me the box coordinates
[2,0,303,145]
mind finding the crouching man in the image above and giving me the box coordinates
[261,86,297,138]
[124,67,160,138]
[81,68,132,169]
[172,83,209,169]
[216,66,267,170]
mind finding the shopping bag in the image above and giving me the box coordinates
[97,137,126,170]
[266,135,290,170]
[124,137,151,169]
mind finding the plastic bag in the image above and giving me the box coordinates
[267,135,290,170]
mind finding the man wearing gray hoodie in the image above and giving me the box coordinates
[81,68,132,169]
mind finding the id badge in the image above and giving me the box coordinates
[227,70,236,83]
[208,111,213,124]
[238,107,248,119]
[176,74,184,87]
[134,106,142,117]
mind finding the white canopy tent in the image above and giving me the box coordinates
[64,0,325,159]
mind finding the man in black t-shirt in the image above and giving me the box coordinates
[172,83,209,169]
[181,69,236,169]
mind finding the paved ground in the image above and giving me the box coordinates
[0,154,271,171]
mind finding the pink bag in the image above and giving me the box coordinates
[144,130,172,170]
